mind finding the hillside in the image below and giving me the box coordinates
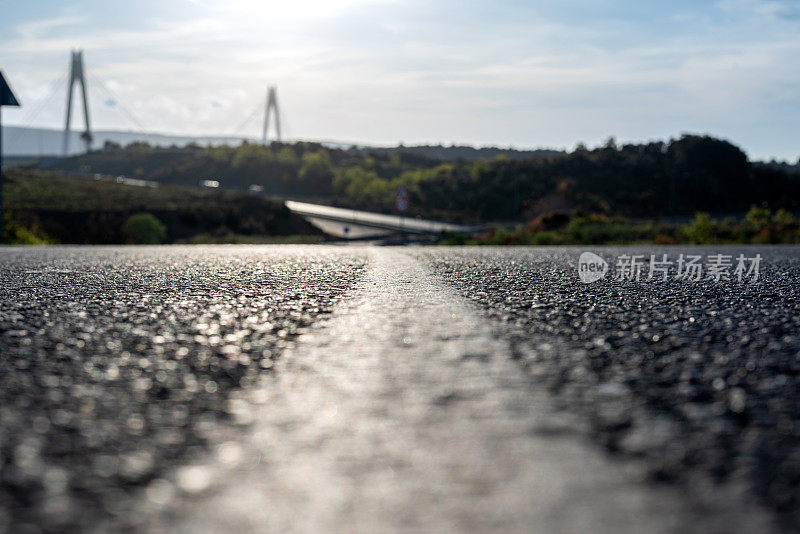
[3,169,322,244]
[39,134,800,224]
[364,144,564,162]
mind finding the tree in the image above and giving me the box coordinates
[276,146,298,167]
[299,149,334,195]
[231,143,274,171]
[668,135,750,212]
[122,213,167,244]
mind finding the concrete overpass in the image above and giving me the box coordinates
[285,200,482,240]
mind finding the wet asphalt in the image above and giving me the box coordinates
[0,245,798,533]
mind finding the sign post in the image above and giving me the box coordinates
[0,71,21,244]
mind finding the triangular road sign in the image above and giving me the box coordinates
[1,71,21,107]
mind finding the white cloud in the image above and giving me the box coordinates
[0,0,798,159]
[14,14,88,40]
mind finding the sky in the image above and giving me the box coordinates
[0,0,798,161]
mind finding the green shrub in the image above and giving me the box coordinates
[440,231,470,245]
[773,209,798,228]
[2,213,52,245]
[122,213,167,244]
[452,205,800,246]
[745,206,771,231]
[683,212,717,244]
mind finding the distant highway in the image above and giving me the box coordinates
[1,245,797,533]
[285,200,482,239]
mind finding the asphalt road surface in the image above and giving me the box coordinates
[1,245,799,533]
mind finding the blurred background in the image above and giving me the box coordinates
[1,0,799,245]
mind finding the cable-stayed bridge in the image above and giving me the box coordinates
[5,49,285,157]
[2,50,481,240]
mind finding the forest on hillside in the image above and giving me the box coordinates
[48,135,800,223]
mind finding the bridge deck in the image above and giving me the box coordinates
[285,200,480,238]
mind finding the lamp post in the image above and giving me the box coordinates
[0,71,21,244]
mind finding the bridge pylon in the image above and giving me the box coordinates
[63,49,93,155]
[261,86,281,145]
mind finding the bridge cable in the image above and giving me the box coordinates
[86,71,147,132]
[19,73,67,126]
[231,101,263,140]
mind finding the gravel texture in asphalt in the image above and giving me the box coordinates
[0,246,366,532]
[1,245,799,533]
[164,249,755,534]
[415,246,800,531]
